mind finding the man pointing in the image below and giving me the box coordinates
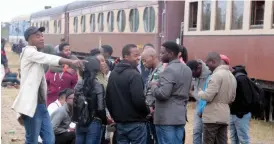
[12,26,85,144]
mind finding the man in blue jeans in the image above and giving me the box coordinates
[11,26,85,144]
[230,65,253,144]
[186,60,211,144]
[106,44,150,144]
[150,41,192,144]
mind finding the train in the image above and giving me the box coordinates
[8,0,274,93]
[9,15,30,44]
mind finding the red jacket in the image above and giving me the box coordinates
[45,68,78,106]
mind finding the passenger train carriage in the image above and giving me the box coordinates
[9,15,30,44]
[11,0,274,94]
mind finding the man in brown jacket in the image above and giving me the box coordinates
[198,52,237,144]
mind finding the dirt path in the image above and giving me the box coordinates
[1,45,24,144]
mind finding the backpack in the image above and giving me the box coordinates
[235,73,265,117]
[72,79,92,126]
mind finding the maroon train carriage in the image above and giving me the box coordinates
[28,0,273,120]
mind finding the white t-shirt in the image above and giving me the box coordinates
[47,99,62,116]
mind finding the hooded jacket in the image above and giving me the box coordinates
[192,60,211,114]
[45,65,78,106]
[230,65,252,118]
[106,60,149,122]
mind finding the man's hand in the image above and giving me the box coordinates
[149,107,154,114]
[71,60,87,70]
[68,128,75,132]
[149,81,159,87]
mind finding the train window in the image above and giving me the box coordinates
[40,22,42,27]
[189,2,198,30]
[43,22,46,28]
[74,17,78,33]
[90,14,95,32]
[129,8,139,32]
[81,16,86,32]
[231,1,244,30]
[201,0,211,31]
[36,22,38,27]
[58,20,61,33]
[98,13,104,32]
[143,7,155,32]
[107,11,114,32]
[215,0,227,30]
[54,20,57,33]
[250,0,265,28]
[46,21,49,33]
[117,10,126,32]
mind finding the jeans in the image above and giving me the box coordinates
[76,119,102,144]
[23,104,55,144]
[193,108,203,144]
[155,125,185,144]
[116,122,147,144]
[229,113,251,144]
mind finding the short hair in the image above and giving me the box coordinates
[122,44,137,58]
[59,42,70,52]
[60,38,65,42]
[101,45,113,55]
[143,43,154,49]
[186,60,199,71]
[162,41,180,56]
[206,52,221,62]
[142,47,157,57]
[58,89,67,98]
[65,89,74,99]
[90,48,101,56]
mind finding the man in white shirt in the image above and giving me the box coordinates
[12,26,85,144]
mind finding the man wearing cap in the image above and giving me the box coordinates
[11,26,85,144]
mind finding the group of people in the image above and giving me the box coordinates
[9,25,256,144]
[1,38,21,88]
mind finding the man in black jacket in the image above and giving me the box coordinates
[230,65,252,144]
[106,44,150,144]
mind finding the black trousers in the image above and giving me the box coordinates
[55,131,75,144]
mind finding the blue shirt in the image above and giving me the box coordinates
[197,76,210,114]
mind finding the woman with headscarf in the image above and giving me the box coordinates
[74,56,108,144]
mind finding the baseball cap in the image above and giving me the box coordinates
[220,54,230,65]
[24,26,45,41]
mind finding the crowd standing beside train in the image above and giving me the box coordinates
[7,25,269,144]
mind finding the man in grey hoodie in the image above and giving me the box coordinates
[187,60,211,144]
